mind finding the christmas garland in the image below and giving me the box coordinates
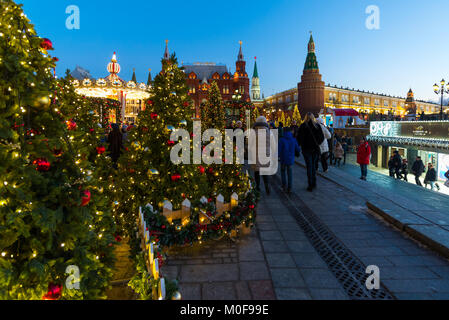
[141,187,259,247]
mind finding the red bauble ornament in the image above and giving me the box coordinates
[208,198,213,203]
[52,57,59,62]
[208,168,213,174]
[40,38,53,51]
[249,205,255,209]
[198,166,205,174]
[146,100,153,106]
[96,146,106,154]
[66,120,77,131]
[183,102,189,107]
[141,127,148,133]
[114,234,122,242]
[80,190,91,207]
[89,128,95,133]
[150,113,158,120]
[171,173,181,182]
[33,158,50,172]
[42,283,62,300]
[167,140,175,147]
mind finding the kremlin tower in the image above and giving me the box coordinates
[297,33,325,116]
[251,57,261,101]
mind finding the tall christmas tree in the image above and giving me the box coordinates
[200,81,225,130]
[292,105,302,124]
[0,0,115,299]
[115,55,257,247]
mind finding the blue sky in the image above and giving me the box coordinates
[19,0,449,102]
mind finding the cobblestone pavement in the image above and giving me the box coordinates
[159,159,449,300]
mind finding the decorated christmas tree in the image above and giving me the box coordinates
[292,105,302,124]
[0,0,115,299]
[115,55,257,247]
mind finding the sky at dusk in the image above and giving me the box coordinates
[18,0,449,102]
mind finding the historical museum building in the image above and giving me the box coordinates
[180,41,251,116]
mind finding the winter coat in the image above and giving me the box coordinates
[334,144,344,159]
[297,120,325,154]
[411,160,425,175]
[318,124,332,154]
[388,159,395,170]
[278,131,301,166]
[107,128,123,162]
[249,121,272,171]
[291,125,299,139]
[401,163,408,174]
[424,168,437,182]
[392,153,402,169]
[356,142,371,165]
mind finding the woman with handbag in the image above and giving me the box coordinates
[297,113,325,192]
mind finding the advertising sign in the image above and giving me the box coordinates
[370,121,449,140]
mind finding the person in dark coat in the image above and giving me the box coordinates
[424,163,439,191]
[401,159,409,182]
[297,112,325,191]
[411,156,425,186]
[388,156,395,177]
[291,120,300,139]
[392,151,402,179]
[107,123,123,165]
[278,127,301,193]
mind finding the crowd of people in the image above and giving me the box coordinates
[390,153,449,192]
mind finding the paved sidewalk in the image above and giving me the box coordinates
[293,159,449,299]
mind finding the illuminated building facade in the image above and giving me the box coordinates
[264,35,442,118]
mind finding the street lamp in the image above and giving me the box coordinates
[232,90,242,101]
[433,79,449,120]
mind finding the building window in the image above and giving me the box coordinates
[342,94,349,103]
[294,94,298,100]
[364,97,370,105]
[286,96,291,103]
[239,86,245,94]
[384,100,389,107]
[392,101,397,108]
[328,92,337,101]
[352,96,360,104]
[189,85,196,94]
[374,99,380,106]
[223,85,229,94]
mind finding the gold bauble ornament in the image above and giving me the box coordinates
[32,96,51,109]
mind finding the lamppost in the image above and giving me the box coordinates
[433,79,449,120]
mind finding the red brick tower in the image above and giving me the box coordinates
[297,33,325,116]
[233,41,250,102]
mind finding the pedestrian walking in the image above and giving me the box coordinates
[392,150,402,179]
[356,137,371,181]
[388,155,395,177]
[297,113,325,192]
[341,136,348,165]
[401,159,409,182]
[291,120,300,139]
[316,118,331,172]
[107,123,123,166]
[278,127,301,194]
[334,141,344,167]
[411,156,425,186]
[122,124,129,143]
[424,163,439,190]
[250,116,273,195]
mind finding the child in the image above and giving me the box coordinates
[278,127,301,194]
[334,142,344,167]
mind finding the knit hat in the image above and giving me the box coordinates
[256,116,267,124]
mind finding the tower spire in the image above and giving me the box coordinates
[132,68,137,83]
[163,40,170,60]
[253,57,259,78]
[147,68,152,86]
[304,32,318,71]
[237,40,244,61]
